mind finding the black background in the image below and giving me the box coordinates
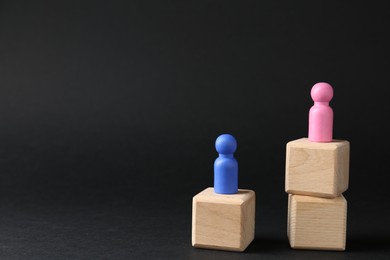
[1,1,390,259]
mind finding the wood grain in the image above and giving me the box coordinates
[288,194,347,251]
[192,187,255,252]
[286,138,350,198]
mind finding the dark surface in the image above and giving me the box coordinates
[1,1,390,259]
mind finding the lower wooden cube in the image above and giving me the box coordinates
[192,187,255,252]
[288,194,347,251]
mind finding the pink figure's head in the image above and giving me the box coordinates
[311,82,334,103]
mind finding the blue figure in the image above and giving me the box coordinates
[214,134,238,194]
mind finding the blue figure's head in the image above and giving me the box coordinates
[215,134,237,155]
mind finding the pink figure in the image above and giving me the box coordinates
[308,82,334,142]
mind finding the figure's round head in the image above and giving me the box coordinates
[215,134,237,154]
[311,82,334,102]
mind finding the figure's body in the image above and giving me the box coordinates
[214,134,238,194]
[308,82,334,142]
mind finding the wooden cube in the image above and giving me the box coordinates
[192,187,255,252]
[286,138,350,198]
[288,194,347,251]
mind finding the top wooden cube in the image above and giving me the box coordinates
[285,138,350,198]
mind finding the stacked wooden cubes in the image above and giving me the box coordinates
[285,82,350,251]
[285,138,350,250]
